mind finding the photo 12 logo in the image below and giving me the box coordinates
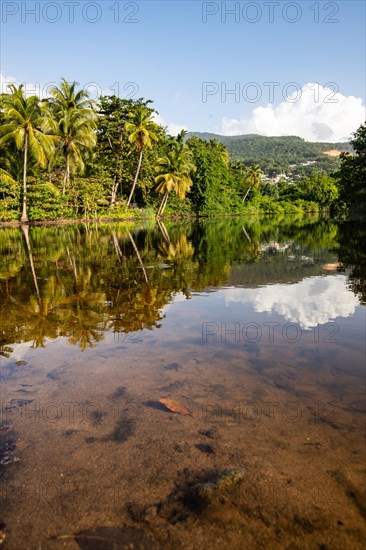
[0,80,139,100]
[201,2,340,24]
[0,399,138,424]
[201,400,346,426]
[201,81,339,104]
[201,321,339,343]
[1,1,140,24]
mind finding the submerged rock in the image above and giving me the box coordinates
[0,454,20,466]
[192,468,246,503]
[132,467,248,529]
[195,444,215,455]
[0,442,19,466]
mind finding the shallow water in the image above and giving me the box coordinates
[0,216,365,549]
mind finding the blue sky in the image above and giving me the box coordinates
[1,0,365,141]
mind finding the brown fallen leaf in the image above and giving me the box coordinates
[159,398,192,416]
[322,262,340,271]
[0,521,6,545]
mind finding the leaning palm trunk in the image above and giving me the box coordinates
[242,185,253,203]
[127,230,148,284]
[112,231,123,262]
[159,192,169,217]
[126,149,143,208]
[242,226,251,242]
[21,132,29,223]
[21,225,41,304]
[157,191,169,217]
[157,219,170,244]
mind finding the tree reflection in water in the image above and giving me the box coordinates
[0,215,364,355]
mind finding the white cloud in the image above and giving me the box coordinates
[153,113,187,136]
[221,274,359,329]
[221,83,366,142]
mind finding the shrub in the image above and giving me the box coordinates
[28,181,73,221]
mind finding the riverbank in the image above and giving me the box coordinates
[0,204,326,228]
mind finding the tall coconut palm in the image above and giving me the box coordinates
[125,105,158,208]
[0,84,55,222]
[155,138,195,217]
[45,78,97,194]
[243,164,262,203]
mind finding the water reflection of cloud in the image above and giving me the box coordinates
[222,275,359,329]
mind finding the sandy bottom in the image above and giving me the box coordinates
[1,336,365,549]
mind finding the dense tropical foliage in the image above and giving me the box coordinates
[336,122,366,210]
[0,85,56,222]
[0,79,364,222]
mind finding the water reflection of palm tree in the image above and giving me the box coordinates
[156,233,196,299]
[127,230,149,283]
[112,230,124,263]
[157,234,194,262]
[0,233,25,284]
[14,276,66,348]
[156,219,171,245]
[21,225,41,301]
[62,265,108,351]
[107,229,173,334]
[20,231,108,350]
[19,226,65,346]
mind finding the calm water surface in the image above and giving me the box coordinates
[0,216,365,549]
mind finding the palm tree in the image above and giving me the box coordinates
[154,137,195,217]
[125,105,158,208]
[45,78,96,194]
[242,164,262,203]
[0,85,55,222]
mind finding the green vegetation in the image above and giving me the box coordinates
[187,132,352,177]
[0,85,56,222]
[155,131,195,216]
[0,79,364,222]
[336,122,366,213]
[46,78,97,195]
[125,103,159,208]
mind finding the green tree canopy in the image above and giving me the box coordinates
[0,84,55,222]
[155,132,195,216]
[45,78,97,193]
[125,104,159,208]
[336,122,366,210]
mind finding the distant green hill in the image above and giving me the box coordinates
[186,132,352,175]
[187,132,352,159]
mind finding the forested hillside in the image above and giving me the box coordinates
[187,132,352,175]
[187,133,352,159]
